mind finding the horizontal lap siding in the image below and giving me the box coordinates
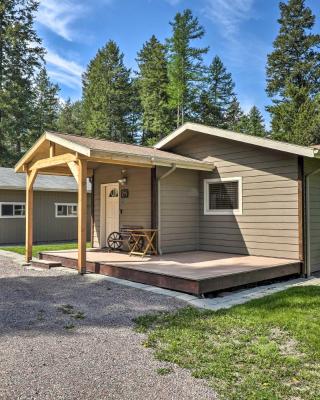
[93,165,151,248]
[158,167,199,253]
[305,158,320,272]
[172,134,300,259]
[0,190,91,244]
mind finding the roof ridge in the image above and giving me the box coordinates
[47,131,170,153]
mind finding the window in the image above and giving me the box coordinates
[0,202,26,218]
[204,177,242,215]
[55,203,78,218]
[109,188,119,197]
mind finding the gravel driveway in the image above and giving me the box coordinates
[0,254,216,400]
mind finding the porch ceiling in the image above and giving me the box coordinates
[15,131,214,175]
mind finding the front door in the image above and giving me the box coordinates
[105,183,120,243]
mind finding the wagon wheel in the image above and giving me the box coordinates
[107,232,122,250]
[128,235,145,252]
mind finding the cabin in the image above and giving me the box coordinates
[0,167,91,245]
[14,123,320,295]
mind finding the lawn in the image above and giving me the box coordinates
[135,286,320,400]
[0,242,91,258]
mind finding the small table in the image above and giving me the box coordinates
[128,229,158,258]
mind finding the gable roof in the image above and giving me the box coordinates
[15,131,214,172]
[155,122,320,159]
[0,167,91,192]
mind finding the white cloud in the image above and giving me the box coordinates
[37,0,85,41]
[45,49,84,89]
[204,0,255,40]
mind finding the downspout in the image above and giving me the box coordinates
[305,167,320,277]
[157,164,177,255]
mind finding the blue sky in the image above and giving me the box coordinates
[36,0,320,126]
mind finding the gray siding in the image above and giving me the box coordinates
[93,165,151,248]
[305,158,320,272]
[0,190,91,245]
[172,134,300,259]
[158,167,199,253]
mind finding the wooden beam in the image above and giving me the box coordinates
[67,161,79,184]
[49,142,56,157]
[36,166,93,177]
[90,175,95,248]
[78,158,87,274]
[25,169,38,262]
[29,153,78,171]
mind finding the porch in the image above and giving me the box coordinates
[39,249,301,296]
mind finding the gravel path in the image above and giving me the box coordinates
[0,254,216,400]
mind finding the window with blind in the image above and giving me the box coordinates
[204,177,242,215]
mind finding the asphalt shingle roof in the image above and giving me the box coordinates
[48,131,210,166]
[0,167,91,192]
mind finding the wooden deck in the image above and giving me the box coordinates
[39,250,302,296]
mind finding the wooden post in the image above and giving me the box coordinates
[25,169,37,262]
[78,158,87,274]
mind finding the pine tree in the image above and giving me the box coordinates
[247,106,266,137]
[271,84,320,145]
[30,67,59,145]
[82,40,135,142]
[167,9,209,127]
[0,0,44,165]
[57,99,84,135]
[197,56,235,127]
[136,35,173,145]
[225,97,243,131]
[266,0,320,144]
[237,106,266,137]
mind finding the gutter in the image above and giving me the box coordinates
[305,167,320,276]
[157,164,177,255]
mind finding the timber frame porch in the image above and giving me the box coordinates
[15,131,213,272]
[39,249,302,296]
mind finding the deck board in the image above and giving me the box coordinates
[39,250,301,295]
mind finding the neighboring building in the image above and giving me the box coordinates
[0,167,91,245]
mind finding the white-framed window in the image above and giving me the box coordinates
[55,203,78,218]
[204,177,242,215]
[0,202,26,218]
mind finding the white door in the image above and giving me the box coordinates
[105,183,120,244]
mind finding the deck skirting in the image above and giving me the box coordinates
[39,251,301,296]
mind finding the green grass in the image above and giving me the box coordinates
[135,286,320,400]
[0,242,91,258]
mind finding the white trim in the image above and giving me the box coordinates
[55,202,78,218]
[155,122,319,159]
[203,177,243,216]
[0,202,26,218]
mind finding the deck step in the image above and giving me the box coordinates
[31,259,62,269]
